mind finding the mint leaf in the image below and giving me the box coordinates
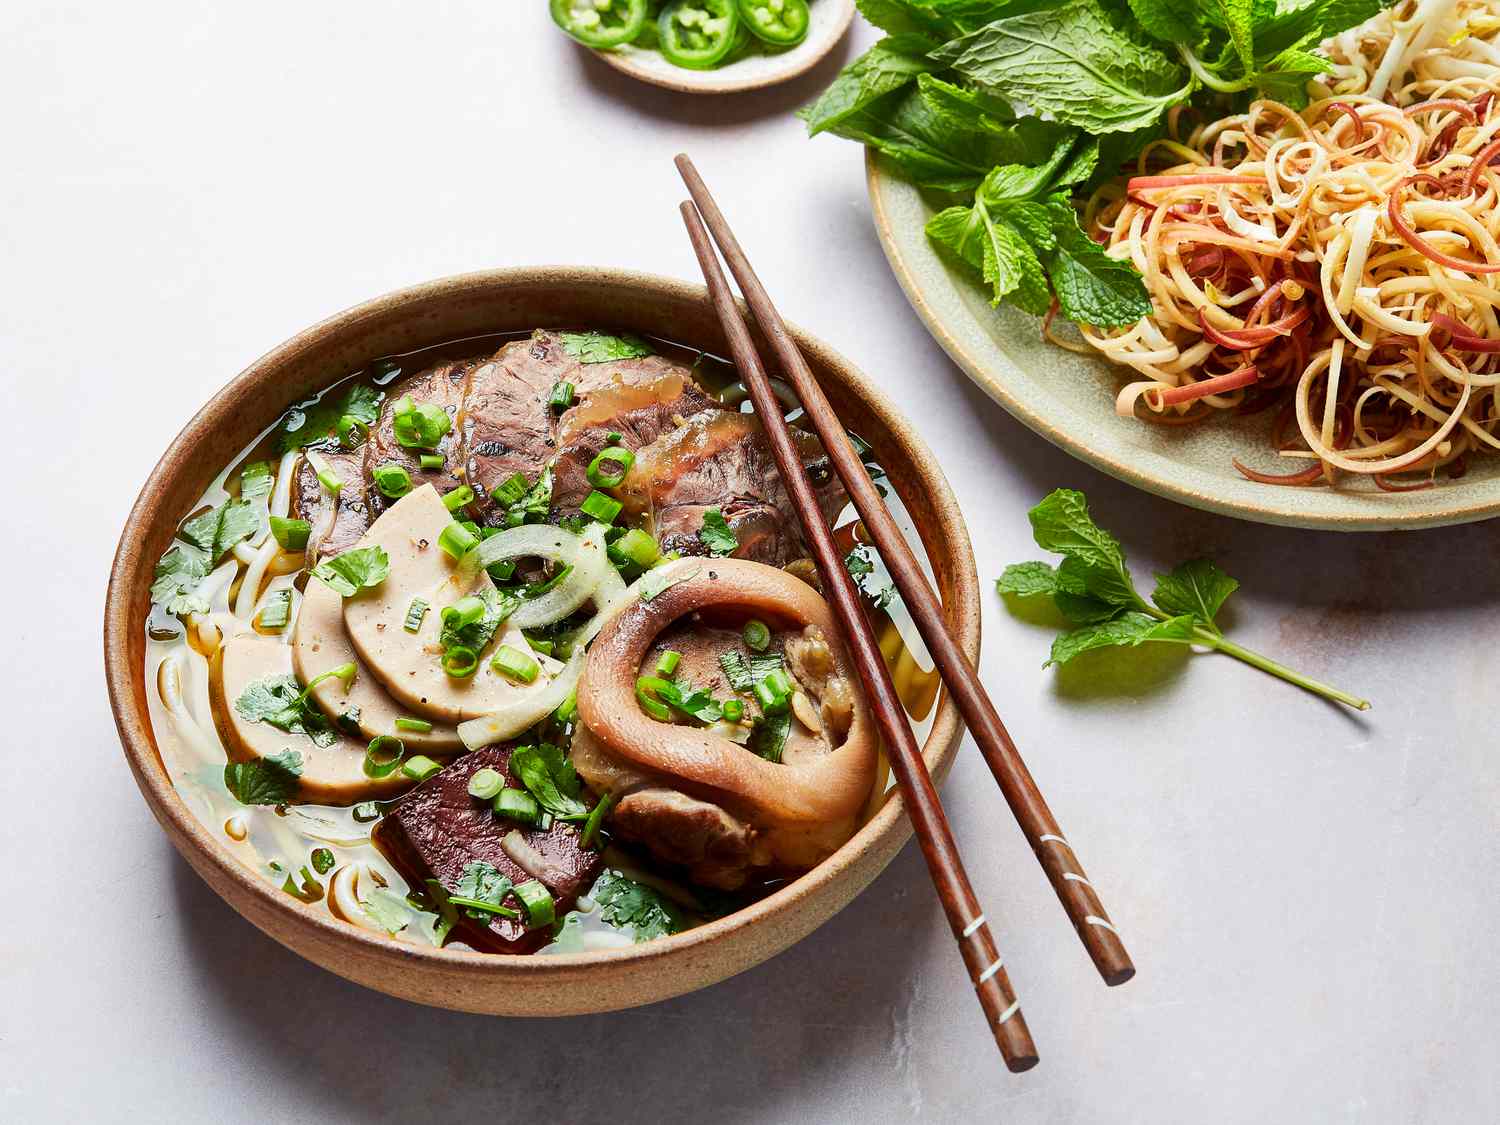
[510,744,587,818]
[926,199,1051,314]
[930,0,1189,134]
[1027,489,1144,610]
[311,545,390,598]
[1152,559,1239,629]
[1127,0,1203,44]
[150,542,212,615]
[223,749,304,806]
[559,332,654,364]
[800,37,933,135]
[698,508,738,557]
[180,498,260,562]
[593,869,687,941]
[1207,0,1257,73]
[1045,611,1196,666]
[1044,202,1152,327]
[996,561,1058,598]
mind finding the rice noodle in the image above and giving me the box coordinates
[1086,0,1500,483]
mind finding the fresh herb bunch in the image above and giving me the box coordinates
[998,489,1370,709]
[802,0,1386,325]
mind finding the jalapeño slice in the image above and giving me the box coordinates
[736,0,809,46]
[658,0,740,69]
[550,0,649,49]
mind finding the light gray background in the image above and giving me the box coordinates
[5,3,1496,1122]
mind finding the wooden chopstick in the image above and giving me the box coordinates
[679,200,1040,1073]
[675,154,1136,989]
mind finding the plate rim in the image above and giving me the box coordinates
[865,150,1500,532]
[588,0,855,94]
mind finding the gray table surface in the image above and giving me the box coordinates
[5,3,1497,1122]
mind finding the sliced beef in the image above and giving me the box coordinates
[460,331,720,523]
[290,448,370,558]
[372,747,603,954]
[459,335,562,523]
[620,411,846,568]
[363,357,475,518]
[550,370,720,515]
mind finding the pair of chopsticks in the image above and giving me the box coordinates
[675,155,1134,1072]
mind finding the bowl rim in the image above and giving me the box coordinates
[587,0,855,95]
[865,151,1500,532]
[104,265,979,988]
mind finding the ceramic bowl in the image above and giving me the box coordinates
[867,153,1500,531]
[584,0,854,95]
[104,267,979,1015]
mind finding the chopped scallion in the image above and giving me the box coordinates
[586,446,635,488]
[549,381,575,409]
[269,516,311,552]
[392,396,451,450]
[491,644,540,684]
[401,755,443,782]
[580,490,623,524]
[656,650,682,676]
[467,767,505,800]
[404,597,429,633]
[438,521,480,560]
[721,698,744,723]
[635,676,672,722]
[363,736,405,779]
[419,453,445,471]
[580,792,614,850]
[606,430,624,444]
[256,588,292,631]
[395,716,433,733]
[743,619,771,652]
[305,449,342,495]
[446,895,520,919]
[513,879,555,926]
[491,471,529,507]
[611,528,660,569]
[442,595,486,630]
[442,484,476,512]
[371,462,412,498]
[554,689,578,725]
[493,787,540,824]
[442,645,479,679]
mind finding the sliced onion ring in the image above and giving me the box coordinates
[459,523,611,629]
[457,644,585,750]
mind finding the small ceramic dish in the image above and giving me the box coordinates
[584,0,854,94]
[105,267,979,1015]
[867,153,1500,531]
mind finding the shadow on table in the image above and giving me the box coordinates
[170,835,942,1124]
[568,36,855,128]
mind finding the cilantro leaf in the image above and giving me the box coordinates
[698,508,739,557]
[362,886,414,934]
[1045,611,1196,666]
[996,560,1059,598]
[179,498,261,563]
[655,679,724,725]
[150,542,211,615]
[274,383,385,453]
[510,744,588,818]
[930,0,1190,134]
[234,674,338,747]
[311,545,390,598]
[456,861,513,904]
[498,466,553,525]
[559,332,654,364]
[844,546,897,609]
[1151,558,1239,630]
[240,461,273,501]
[592,869,687,941]
[223,749,303,805]
[439,585,515,661]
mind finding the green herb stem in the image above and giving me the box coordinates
[1192,628,1371,712]
[1177,47,1251,94]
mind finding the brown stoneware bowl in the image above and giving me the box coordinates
[104,267,979,1015]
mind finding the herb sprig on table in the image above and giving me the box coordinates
[998,490,1370,710]
[802,0,1386,325]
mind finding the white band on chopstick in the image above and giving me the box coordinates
[995,1000,1022,1025]
[1063,872,1094,889]
[1039,834,1070,848]
[961,914,986,938]
[976,957,1004,984]
[1086,915,1119,935]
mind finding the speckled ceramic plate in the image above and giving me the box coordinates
[866,152,1500,531]
[584,0,854,94]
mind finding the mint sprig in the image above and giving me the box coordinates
[999,490,1370,710]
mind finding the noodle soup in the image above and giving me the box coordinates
[144,329,938,955]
